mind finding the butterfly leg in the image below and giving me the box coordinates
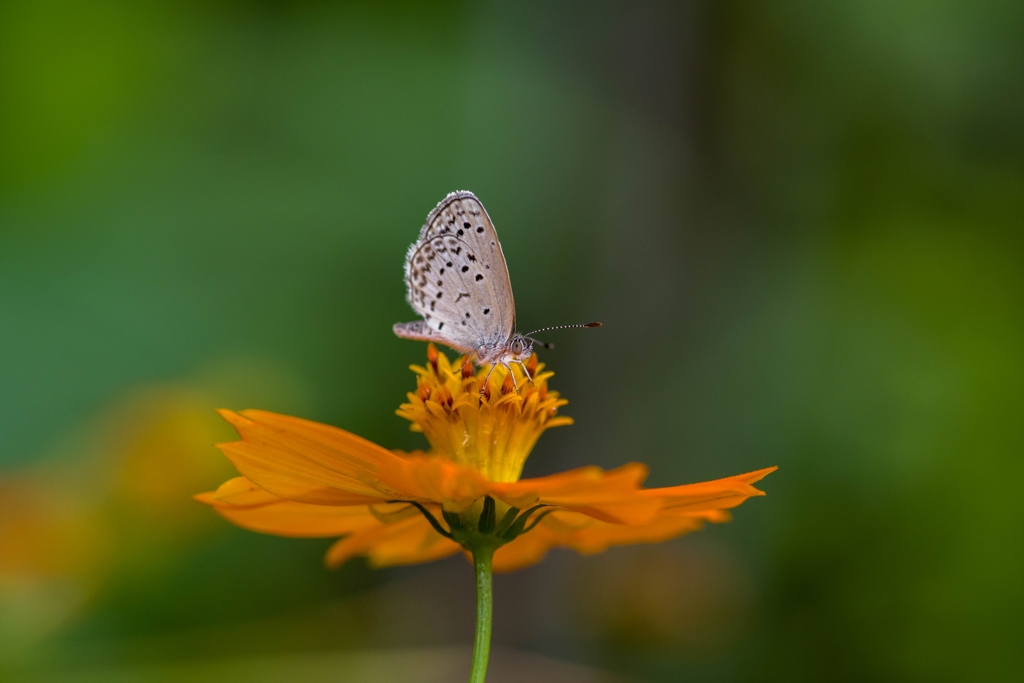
[479,363,498,396]
[514,359,533,385]
[459,354,474,376]
[504,363,520,393]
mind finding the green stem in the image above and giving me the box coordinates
[469,546,494,683]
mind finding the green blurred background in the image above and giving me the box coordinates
[1,1,1021,681]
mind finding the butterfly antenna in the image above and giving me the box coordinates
[523,322,602,350]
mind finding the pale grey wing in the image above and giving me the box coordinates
[403,232,496,352]
[392,320,475,354]
[418,191,515,344]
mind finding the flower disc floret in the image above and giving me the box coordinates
[396,345,570,483]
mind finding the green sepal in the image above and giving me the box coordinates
[495,505,520,536]
[499,504,548,541]
[392,501,453,540]
[477,496,496,534]
[522,508,554,533]
[401,497,553,554]
[442,509,464,532]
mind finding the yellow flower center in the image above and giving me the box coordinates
[396,345,573,482]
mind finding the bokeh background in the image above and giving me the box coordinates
[2,1,1022,681]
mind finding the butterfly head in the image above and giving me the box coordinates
[507,334,533,361]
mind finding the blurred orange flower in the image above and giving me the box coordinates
[197,346,775,572]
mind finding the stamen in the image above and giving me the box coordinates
[427,343,439,374]
[433,386,453,408]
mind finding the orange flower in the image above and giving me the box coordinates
[196,347,775,573]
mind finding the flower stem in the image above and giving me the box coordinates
[469,546,494,683]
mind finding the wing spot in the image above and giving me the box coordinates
[463,222,471,229]
[439,268,444,274]
[437,280,443,286]
[483,308,490,315]
[438,322,444,330]
[436,292,443,299]
[468,254,476,261]
[476,226,484,233]
[475,274,483,281]
[461,266,469,272]
[457,229,464,237]
[465,312,471,318]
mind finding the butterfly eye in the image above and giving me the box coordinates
[511,338,524,355]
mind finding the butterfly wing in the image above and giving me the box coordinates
[397,191,515,353]
[392,320,476,352]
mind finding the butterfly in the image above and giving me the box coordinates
[393,191,599,389]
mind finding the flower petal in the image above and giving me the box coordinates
[324,515,455,568]
[645,466,778,513]
[490,468,777,572]
[491,512,701,572]
[195,477,382,538]
[493,463,662,524]
[216,409,415,504]
[492,522,563,572]
[194,476,275,506]
[365,518,461,568]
